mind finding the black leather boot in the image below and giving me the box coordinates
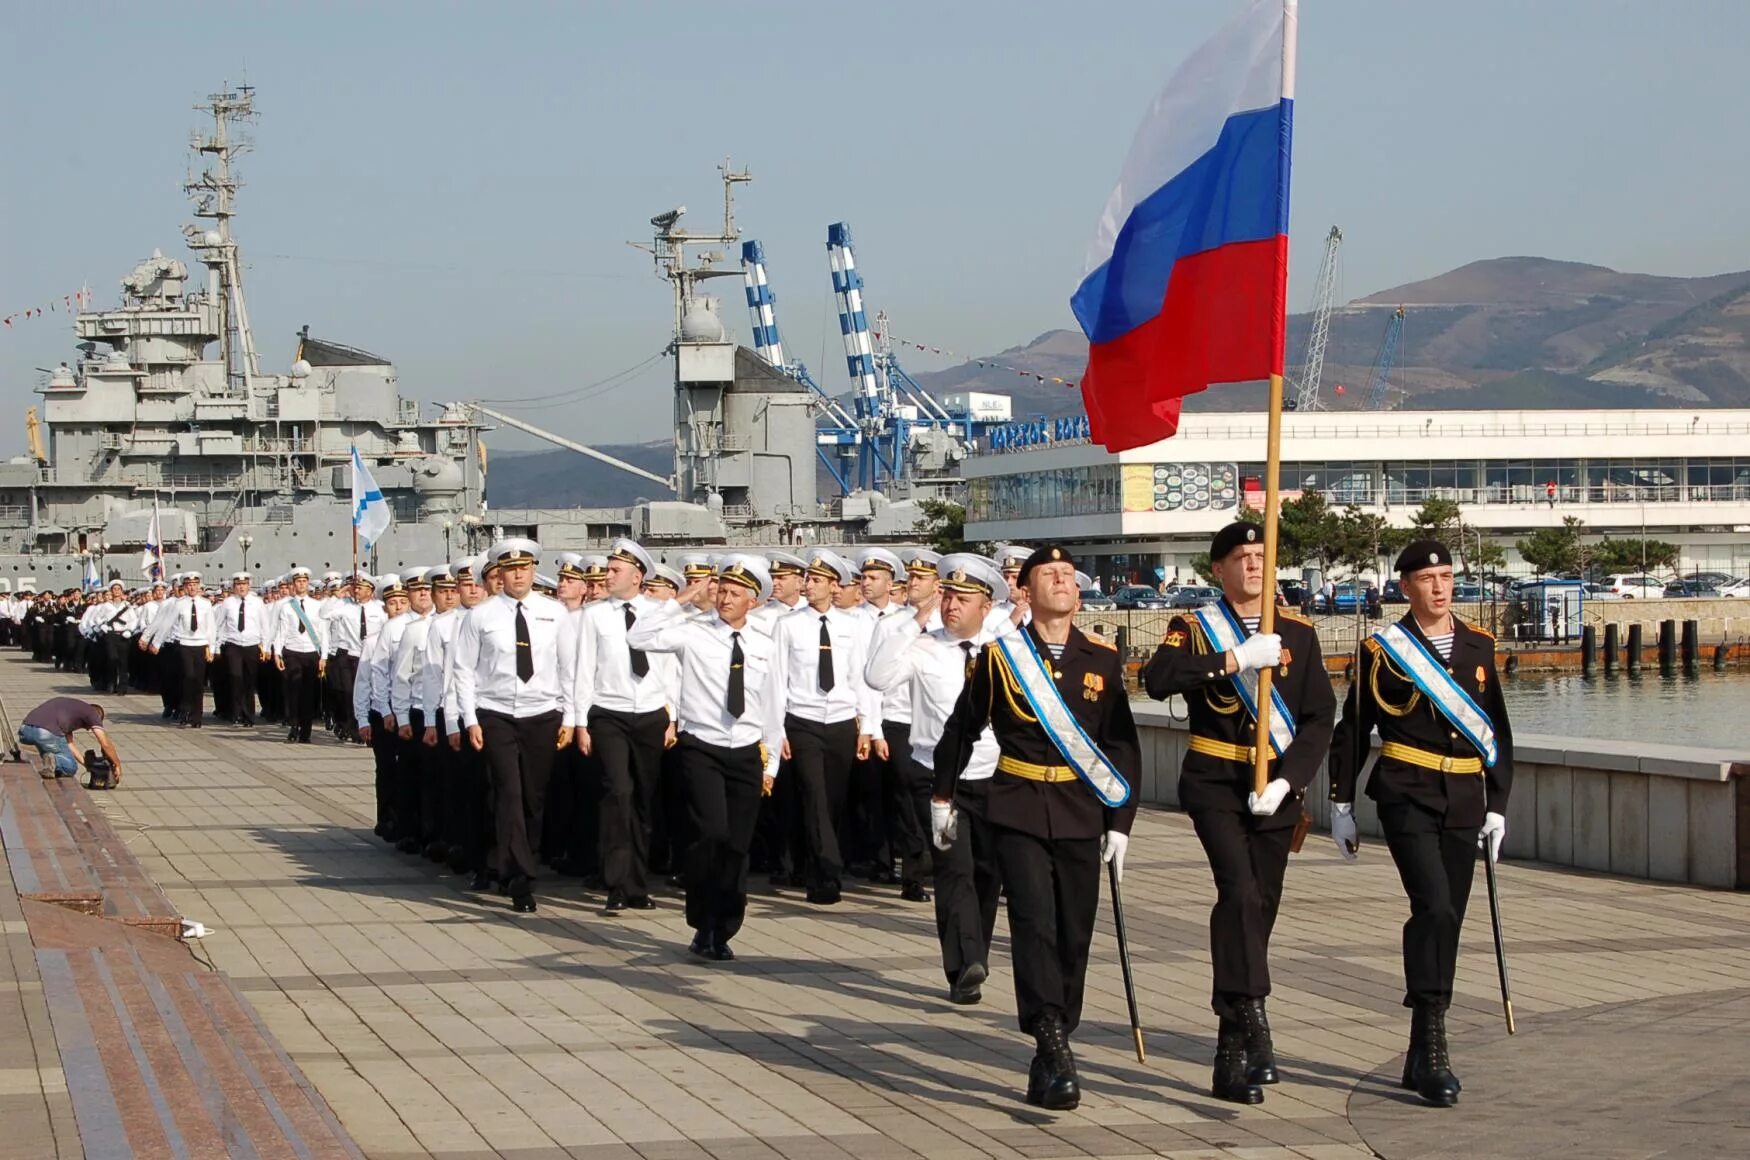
[1212,1019,1264,1104]
[1238,997,1279,1085]
[1402,1003,1459,1107]
[1034,1015,1081,1111]
[1024,1050,1049,1106]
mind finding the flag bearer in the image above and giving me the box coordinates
[1330,540,1514,1108]
[1143,521,1336,1104]
[932,546,1139,1112]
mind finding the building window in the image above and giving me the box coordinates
[968,463,1120,522]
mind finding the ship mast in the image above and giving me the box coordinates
[184,86,260,396]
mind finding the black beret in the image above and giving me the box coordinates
[1018,544,1076,585]
[1210,521,1263,561]
[1395,539,1453,574]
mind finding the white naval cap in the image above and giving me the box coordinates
[403,566,433,589]
[1075,571,1093,590]
[937,553,1005,598]
[716,554,772,601]
[645,562,683,590]
[533,574,558,593]
[994,543,1032,571]
[805,547,857,586]
[287,566,311,580]
[578,553,609,580]
[557,552,586,579]
[486,537,541,569]
[608,537,654,575]
[678,552,715,579]
[231,571,251,584]
[855,547,904,576]
[766,549,807,577]
[902,548,942,574]
[377,573,406,596]
[352,570,377,590]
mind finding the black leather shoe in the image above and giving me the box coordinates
[627,896,656,911]
[603,892,628,914]
[950,962,986,1006]
[286,729,299,743]
[1024,1052,1050,1106]
[1034,1015,1081,1111]
[688,933,713,959]
[666,872,685,890]
[805,885,842,906]
[511,894,537,914]
[1239,997,1280,1085]
[709,941,735,962]
[900,881,932,903]
[467,870,493,892]
[1212,1019,1264,1104]
[396,837,422,855]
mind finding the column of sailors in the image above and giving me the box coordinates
[2,528,1514,1117]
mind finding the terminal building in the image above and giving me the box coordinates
[964,409,1750,587]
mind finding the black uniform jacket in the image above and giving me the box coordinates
[1328,614,1514,829]
[1141,602,1336,830]
[934,622,1140,841]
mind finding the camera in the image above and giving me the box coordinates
[85,749,115,790]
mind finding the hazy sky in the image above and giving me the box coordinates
[4,0,1748,449]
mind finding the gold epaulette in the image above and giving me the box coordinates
[1364,636,1382,654]
[1275,609,1312,626]
[1083,631,1116,650]
[1458,616,1495,641]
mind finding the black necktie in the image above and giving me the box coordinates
[514,601,534,682]
[359,606,367,640]
[727,631,745,718]
[189,600,197,631]
[625,602,648,677]
[960,639,976,678]
[818,615,835,692]
[296,600,307,633]
[237,601,245,631]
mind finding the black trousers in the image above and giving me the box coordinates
[86,634,108,690]
[156,647,180,715]
[209,645,232,721]
[993,824,1102,1035]
[1380,801,1480,1009]
[327,652,360,739]
[784,715,858,893]
[592,707,670,900]
[178,644,209,725]
[104,634,131,693]
[933,775,1002,983]
[259,657,283,723]
[402,708,438,844]
[222,643,259,724]
[1189,807,1296,1022]
[369,710,396,832]
[478,709,562,892]
[679,734,764,943]
[282,649,320,739]
[884,723,934,887]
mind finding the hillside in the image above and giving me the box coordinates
[482,442,672,509]
[910,257,1750,417]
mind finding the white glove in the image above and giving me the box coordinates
[1247,777,1291,816]
[930,799,957,850]
[1231,632,1283,673]
[1331,802,1359,862]
[1478,811,1506,863]
[1100,830,1129,883]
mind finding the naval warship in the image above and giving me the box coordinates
[2,88,990,593]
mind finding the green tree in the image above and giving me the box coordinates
[1589,536,1679,575]
[913,499,966,553]
[1409,497,1463,541]
[1516,516,1584,576]
[1471,539,1507,577]
[1188,505,1263,582]
[1276,490,1339,572]
[1333,506,1394,574]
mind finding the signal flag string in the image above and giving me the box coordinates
[874,330,1082,389]
[3,287,93,330]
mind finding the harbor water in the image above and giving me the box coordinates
[1497,667,1750,750]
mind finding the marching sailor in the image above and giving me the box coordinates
[359,575,411,838]
[626,555,781,960]
[445,557,500,889]
[272,566,329,744]
[867,552,1005,1004]
[325,573,383,743]
[149,572,217,728]
[933,545,1139,1111]
[451,539,578,914]
[389,568,439,853]
[1329,539,1514,1108]
[573,538,680,912]
[216,572,267,727]
[1142,521,1336,1104]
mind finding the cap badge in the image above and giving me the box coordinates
[1430,551,1440,564]
[1246,528,1257,542]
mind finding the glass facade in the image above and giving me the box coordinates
[974,457,1750,523]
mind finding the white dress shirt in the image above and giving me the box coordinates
[860,600,916,725]
[747,594,806,639]
[866,617,1000,781]
[421,606,463,728]
[573,594,681,720]
[625,601,779,776]
[389,611,434,719]
[324,599,386,659]
[768,605,881,737]
[367,611,415,719]
[215,593,266,649]
[272,594,328,657]
[91,600,138,637]
[438,602,486,736]
[451,592,577,728]
[152,595,217,649]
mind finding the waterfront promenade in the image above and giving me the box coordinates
[4,651,1749,1159]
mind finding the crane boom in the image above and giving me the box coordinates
[1362,307,1406,411]
[460,403,675,490]
[1291,225,1342,412]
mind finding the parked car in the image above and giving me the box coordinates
[1452,582,1484,602]
[1663,579,1719,598]
[1112,585,1170,610]
[1167,585,1223,609]
[1381,579,1407,604]
[1318,581,1370,612]
[1601,573,1664,599]
[1719,577,1750,598]
[1689,571,1735,589]
[1278,580,1308,608]
[1078,588,1117,611]
[1582,583,1623,600]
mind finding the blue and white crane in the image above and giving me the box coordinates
[1363,306,1406,411]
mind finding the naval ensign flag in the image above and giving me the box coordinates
[351,445,392,549]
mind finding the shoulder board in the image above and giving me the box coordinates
[1275,610,1312,627]
[1363,636,1382,654]
[1083,631,1116,650]
[1455,615,1495,641]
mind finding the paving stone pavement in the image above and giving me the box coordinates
[6,654,1750,1160]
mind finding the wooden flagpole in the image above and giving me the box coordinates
[1251,1,1296,798]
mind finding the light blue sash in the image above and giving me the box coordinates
[992,629,1130,808]
[1372,623,1498,767]
[1191,603,1297,758]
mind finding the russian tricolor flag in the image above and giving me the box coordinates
[1071,0,1295,451]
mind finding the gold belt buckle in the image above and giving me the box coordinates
[1439,755,1454,773]
[1246,745,1257,765]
